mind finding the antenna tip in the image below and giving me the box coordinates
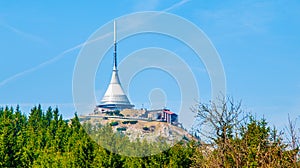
[113,20,117,43]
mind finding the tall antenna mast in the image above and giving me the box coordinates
[113,20,117,70]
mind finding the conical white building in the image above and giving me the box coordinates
[96,21,134,112]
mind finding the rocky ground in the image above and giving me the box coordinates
[79,115,195,145]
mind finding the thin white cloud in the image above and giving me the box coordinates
[0,21,46,44]
[0,0,191,88]
[162,0,190,12]
[0,45,78,87]
[121,0,191,34]
[0,32,112,88]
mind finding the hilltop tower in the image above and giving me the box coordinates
[96,21,134,112]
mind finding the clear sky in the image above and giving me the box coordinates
[0,0,300,130]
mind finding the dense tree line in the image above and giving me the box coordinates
[0,99,299,167]
[0,105,195,167]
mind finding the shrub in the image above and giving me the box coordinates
[122,120,138,124]
[110,121,119,126]
[129,120,138,124]
[143,127,149,131]
[117,127,127,131]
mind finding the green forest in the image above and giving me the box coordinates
[0,97,299,167]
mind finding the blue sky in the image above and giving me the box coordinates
[0,0,300,129]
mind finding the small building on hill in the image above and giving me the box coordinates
[146,109,178,124]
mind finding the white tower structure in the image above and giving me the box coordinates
[96,21,134,112]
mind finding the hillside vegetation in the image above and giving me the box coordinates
[0,97,299,167]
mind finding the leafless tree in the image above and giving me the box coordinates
[285,114,299,164]
[192,96,247,144]
[190,96,300,167]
